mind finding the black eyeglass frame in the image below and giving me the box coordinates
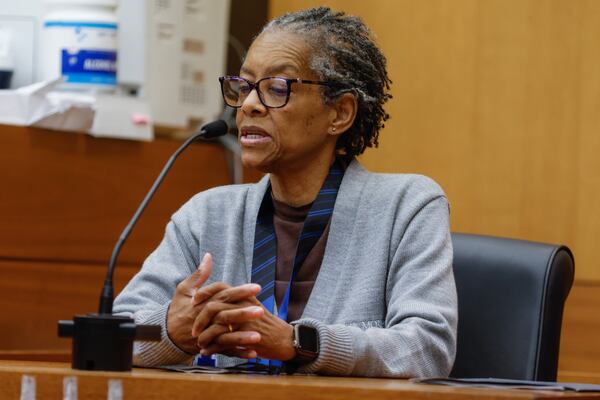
[219,75,336,109]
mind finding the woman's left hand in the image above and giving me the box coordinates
[193,295,296,361]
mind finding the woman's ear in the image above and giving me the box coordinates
[329,92,358,136]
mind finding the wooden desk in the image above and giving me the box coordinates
[1,361,599,400]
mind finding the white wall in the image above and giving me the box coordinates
[0,0,44,88]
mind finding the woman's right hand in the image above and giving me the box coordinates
[166,253,261,354]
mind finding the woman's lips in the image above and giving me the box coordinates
[239,128,273,146]
[240,135,273,145]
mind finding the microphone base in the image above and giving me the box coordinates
[58,313,160,371]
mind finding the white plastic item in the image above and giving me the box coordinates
[116,0,231,127]
[40,0,118,90]
[0,26,15,89]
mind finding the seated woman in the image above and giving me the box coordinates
[114,6,457,377]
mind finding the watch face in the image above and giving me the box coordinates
[297,325,318,353]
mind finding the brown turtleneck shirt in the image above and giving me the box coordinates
[272,197,330,322]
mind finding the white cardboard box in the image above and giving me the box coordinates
[0,79,153,141]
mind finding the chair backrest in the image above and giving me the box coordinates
[450,233,574,381]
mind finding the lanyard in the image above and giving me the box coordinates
[250,159,345,367]
[252,160,344,317]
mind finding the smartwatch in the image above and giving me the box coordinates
[289,323,319,364]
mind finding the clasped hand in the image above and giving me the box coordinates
[167,253,295,361]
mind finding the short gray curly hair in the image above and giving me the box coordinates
[261,7,392,157]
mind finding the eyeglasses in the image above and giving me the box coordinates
[219,75,334,109]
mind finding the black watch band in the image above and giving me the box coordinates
[288,323,319,366]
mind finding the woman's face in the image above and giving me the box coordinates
[235,31,337,174]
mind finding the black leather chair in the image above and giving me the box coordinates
[450,233,574,381]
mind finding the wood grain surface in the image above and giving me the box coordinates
[0,260,138,350]
[0,124,260,266]
[2,361,600,400]
[559,281,600,374]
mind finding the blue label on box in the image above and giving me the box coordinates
[44,21,118,30]
[61,49,117,85]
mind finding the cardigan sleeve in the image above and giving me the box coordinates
[113,217,200,367]
[293,196,457,378]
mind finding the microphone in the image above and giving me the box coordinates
[197,119,229,138]
[58,120,229,371]
[99,119,229,314]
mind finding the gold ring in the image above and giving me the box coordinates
[228,324,233,333]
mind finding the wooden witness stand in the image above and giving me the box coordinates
[1,361,600,400]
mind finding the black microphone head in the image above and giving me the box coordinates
[200,119,228,138]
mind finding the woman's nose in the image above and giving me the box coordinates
[240,87,266,114]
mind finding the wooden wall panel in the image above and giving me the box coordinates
[0,124,261,266]
[559,281,600,374]
[268,0,600,282]
[0,260,137,350]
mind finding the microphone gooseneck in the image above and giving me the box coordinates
[99,119,228,314]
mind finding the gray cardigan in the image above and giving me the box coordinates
[113,160,457,378]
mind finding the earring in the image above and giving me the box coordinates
[331,127,336,134]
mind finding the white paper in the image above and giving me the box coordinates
[63,376,77,400]
[107,379,123,400]
[20,375,36,400]
[0,79,153,141]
